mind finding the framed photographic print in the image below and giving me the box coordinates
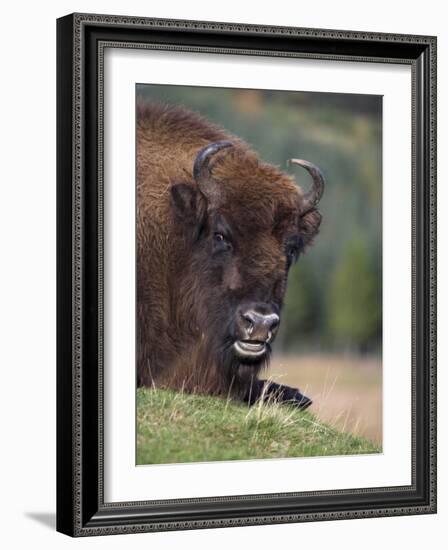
[56,13,437,536]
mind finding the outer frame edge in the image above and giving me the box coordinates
[56,13,76,538]
[58,12,437,536]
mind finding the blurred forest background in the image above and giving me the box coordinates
[137,84,383,445]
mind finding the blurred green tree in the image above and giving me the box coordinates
[279,262,321,351]
[327,238,381,353]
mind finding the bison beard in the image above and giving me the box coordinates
[136,101,324,411]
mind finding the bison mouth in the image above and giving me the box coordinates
[233,340,268,359]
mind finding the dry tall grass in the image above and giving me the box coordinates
[267,354,382,445]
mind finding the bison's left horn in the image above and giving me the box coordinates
[193,141,234,205]
[288,159,325,213]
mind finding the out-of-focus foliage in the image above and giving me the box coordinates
[328,238,382,352]
[137,85,382,354]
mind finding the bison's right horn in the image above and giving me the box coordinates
[193,141,234,206]
[288,159,325,214]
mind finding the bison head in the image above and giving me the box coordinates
[170,141,324,389]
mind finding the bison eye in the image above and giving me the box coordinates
[214,232,226,243]
[212,232,231,253]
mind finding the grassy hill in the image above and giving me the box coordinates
[137,388,379,465]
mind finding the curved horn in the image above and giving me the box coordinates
[288,159,325,213]
[193,141,234,206]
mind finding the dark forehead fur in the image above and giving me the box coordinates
[211,149,302,231]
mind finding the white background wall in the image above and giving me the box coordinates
[0,1,445,548]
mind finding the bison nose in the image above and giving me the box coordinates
[239,308,280,343]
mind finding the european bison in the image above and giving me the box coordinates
[136,101,324,409]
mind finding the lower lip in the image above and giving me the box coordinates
[233,340,266,357]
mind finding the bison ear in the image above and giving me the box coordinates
[170,183,205,225]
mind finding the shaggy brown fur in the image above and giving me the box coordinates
[136,100,321,405]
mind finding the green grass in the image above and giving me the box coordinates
[137,388,380,464]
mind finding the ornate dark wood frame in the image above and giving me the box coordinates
[56,13,437,537]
